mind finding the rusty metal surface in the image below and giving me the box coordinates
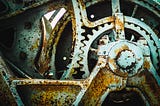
[0,0,67,20]
[0,56,23,105]
[127,70,160,105]
[0,0,159,106]
[81,68,127,105]
[17,85,81,106]
[0,71,17,106]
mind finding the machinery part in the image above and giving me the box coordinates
[103,41,144,77]
[0,0,159,105]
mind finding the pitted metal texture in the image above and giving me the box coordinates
[0,0,159,106]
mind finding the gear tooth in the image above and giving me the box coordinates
[72,60,80,68]
[82,69,90,78]
[141,30,146,35]
[104,23,109,27]
[78,50,83,54]
[79,37,85,43]
[82,42,85,47]
[87,34,92,39]
[78,43,84,47]
[83,40,88,45]
[98,26,102,29]
[125,22,129,26]
[81,29,85,33]
[92,29,97,34]
[130,24,134,28]
[83,41,89,47]
[137,26,141,31]
[81,35,85,40]
[79,60,84,65]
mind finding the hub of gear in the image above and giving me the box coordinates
[0,0,159,105]
[117,50,136,69]
[107,41,144,77]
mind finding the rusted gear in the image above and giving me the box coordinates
[107,41,144,77]
[81,18,159,78]
[0,0,159,106]
[70,0,160,105]
[62,0,160,80]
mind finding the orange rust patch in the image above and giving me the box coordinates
[30,38,39,51]
[17,85,80,105]
[114,44,129,54]
[107,58,128,77]
[143,60,150,69]
[31,85,80,105]
[81,68,125,105]
[115,18,124,30]
[79,0,86,10]
[106,16,115,22]
[128,70,160,105]
[38,59,50,74]
[108,58,117,68]
[0,72,17,105]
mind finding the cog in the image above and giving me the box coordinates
[125,16,160,73]
[79,23,114,78]
[78,17,160,78]
[61,0,160,79]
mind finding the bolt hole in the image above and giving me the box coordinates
[90,14,95,19]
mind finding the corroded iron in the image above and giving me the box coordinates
[0,0,159,106]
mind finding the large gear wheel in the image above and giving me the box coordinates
[0,0,159,105]
[78,0,160,78]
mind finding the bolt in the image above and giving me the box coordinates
[90,14,95,19]
[19,51,27,60]
[63,57,67,60]
[140,18,144,21]
[24,22,32,29]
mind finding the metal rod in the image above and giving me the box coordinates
[131,5,138,17]
[112,0,121,15]
[5,58,32,79]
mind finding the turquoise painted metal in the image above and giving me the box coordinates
[0,0,159,105]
